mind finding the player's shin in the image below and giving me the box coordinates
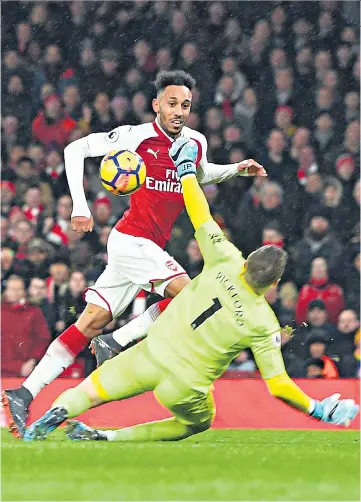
[21,325,89,401]
[52,387,92,418]
[104,418,194,442]
[52,368,110,418]
[112,298,172,347]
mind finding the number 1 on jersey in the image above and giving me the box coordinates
[191,298,223,330]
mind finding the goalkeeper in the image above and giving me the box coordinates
[24,139,359,441]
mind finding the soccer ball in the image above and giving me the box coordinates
[99,150,146,196]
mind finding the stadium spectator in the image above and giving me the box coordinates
[234,181,290,255]
[62,85,83,122]
[291,212,342,287]
[354,329,360,378]
[28,276,56,331]
[344,91,360,125]
[274,106,297,139]
[306,358,325,378]
[313,113,336,159]
[264,284,280,317]
[56,270,87,330]
[1,180,18,218]
[184,238,203,280]
[343,248,360,313]
[228,350,256,373]
[302,299,339,340]
[277,282,298,328]
[47,259,70,336]
[282,326,305,378]
[333,310,360,377]
[317,176,345,237]
[295,257,345,325]
[234,88,259,148]
[89,92,117,133]
[306,332,339,378]
[1,275,51,377]
[334,310,360,357]
[27,238,53,280]
[32,94,77,148]
[45,194,72,247]
[41,149,68,199]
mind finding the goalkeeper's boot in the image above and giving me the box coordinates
[90,333,123,367]
[66,420,108,441]
[2,388,32,438]
[23,407,68,441]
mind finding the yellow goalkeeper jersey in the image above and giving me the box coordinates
[146,220,285,393]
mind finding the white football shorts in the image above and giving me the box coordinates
[84,229,187,318]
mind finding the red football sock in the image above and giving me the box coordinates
[57,325,89,357]
[22,325,89,398]
[159,297,172,313]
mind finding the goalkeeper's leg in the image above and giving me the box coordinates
[24,342,162,440]
[67,373,215,442]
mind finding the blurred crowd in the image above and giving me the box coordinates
[1,1,360,379]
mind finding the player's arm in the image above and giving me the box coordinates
[170,138,242,266]
[252,332,359,426]
[170,137,211,230]
[64,126,130,230]
[195,135,266,185]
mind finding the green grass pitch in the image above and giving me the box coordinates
[1,429,359,501]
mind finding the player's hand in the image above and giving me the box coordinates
[237,159,267,177]
[71,216,94,233]
[169,137,198,178]
[312,393,359,426]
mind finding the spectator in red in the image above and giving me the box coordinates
[296,257,344,325]
[1,275,51,377]
[32,94,76,149]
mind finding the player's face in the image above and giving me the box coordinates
[153,85,192,137]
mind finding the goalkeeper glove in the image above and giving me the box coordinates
[169,137,198,178]
[311,393,359,426]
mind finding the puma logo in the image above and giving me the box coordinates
[147,148,159,159]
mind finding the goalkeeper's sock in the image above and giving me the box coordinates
[112,298,172,347]
[22,325,88,399]
[103,418,193,442]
